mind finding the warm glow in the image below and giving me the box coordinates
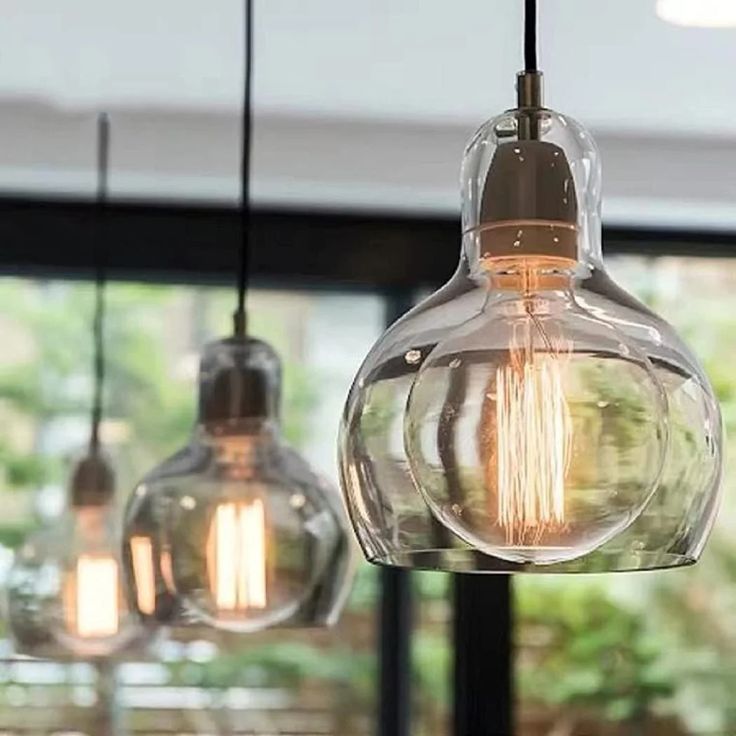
[66,555,120,637]
[493,313,572,547]
[208,500,267,611]
[656,0,736,27]
[130,536,156,615]
[160,549,175,593]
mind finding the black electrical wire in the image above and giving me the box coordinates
[90,112,109,453]
[234,0,253,337]
[524,0,538,72]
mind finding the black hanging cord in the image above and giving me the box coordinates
[524,0,538,72]
[90,113,109,453]
[234,0,254,337]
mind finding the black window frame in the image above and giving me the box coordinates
[2,193,733,736]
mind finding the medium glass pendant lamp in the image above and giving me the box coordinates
[122,0,353,632]
[124,336,352,631]
[338,1,722,573]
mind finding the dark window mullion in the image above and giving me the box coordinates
[453,574,513,736]
[378,291,415,736]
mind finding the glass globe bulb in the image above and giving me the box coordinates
[7,454,151,659]
[338,73,722,573]
[124,336,352,633]
[404,260,668,564]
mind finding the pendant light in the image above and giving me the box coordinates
[7,115,151,659]
[123,0,353,632]
[338,0,722,572]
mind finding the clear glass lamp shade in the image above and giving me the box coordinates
[6,456,152,659]
[339,101,722,573]
[6,526,69,659]
[123,336,353,633]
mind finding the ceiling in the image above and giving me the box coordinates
[1,0,735,229]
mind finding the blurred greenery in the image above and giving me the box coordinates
[518,580,675,734]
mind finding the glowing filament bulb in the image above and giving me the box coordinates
[494,314,572,547]
[129,536,156,616]
[66,555,120,638]
[208,500,267,611]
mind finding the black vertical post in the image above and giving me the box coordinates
[379,566,413,736]
[453,574,513,736]
[378,291,414,736]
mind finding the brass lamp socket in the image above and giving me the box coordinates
[475,118,579,265]
[70,452,115,507]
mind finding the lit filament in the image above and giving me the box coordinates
[207,500,267,611]
[495,318,572,546]
[129,536,156,615]
[65,555,120,638]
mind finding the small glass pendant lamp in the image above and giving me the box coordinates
[7,115,152,659]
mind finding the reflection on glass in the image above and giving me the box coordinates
[129,535,156,616]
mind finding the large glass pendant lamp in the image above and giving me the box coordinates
[6,116,151,659]
[338,0,722,572]
[123,0,352,632]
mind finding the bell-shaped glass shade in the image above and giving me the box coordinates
[339,99,722,573]
[123,336,353,632]
[6,454,152,659]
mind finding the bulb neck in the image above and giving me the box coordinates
[197,418,278,442]
[483,256,575,293]
[196,423,279,481]
[74,504,115,539]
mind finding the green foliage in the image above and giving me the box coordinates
[347,564,380,611]
[188,642,376,695]
[412,629,451,709]
[517,580,674,724]
[0,522,35,549]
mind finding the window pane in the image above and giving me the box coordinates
[0,278,382,736]
[413,571,452,736]
[515,256,736,736]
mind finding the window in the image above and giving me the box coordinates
[0,200,731,736]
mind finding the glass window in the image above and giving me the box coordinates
[516,255,736,736]
[0,278,383,736]
[412,571,452,736]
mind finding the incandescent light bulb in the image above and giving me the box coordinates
[405,254,667,564]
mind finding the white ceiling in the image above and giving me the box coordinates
[1,0,735,228]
